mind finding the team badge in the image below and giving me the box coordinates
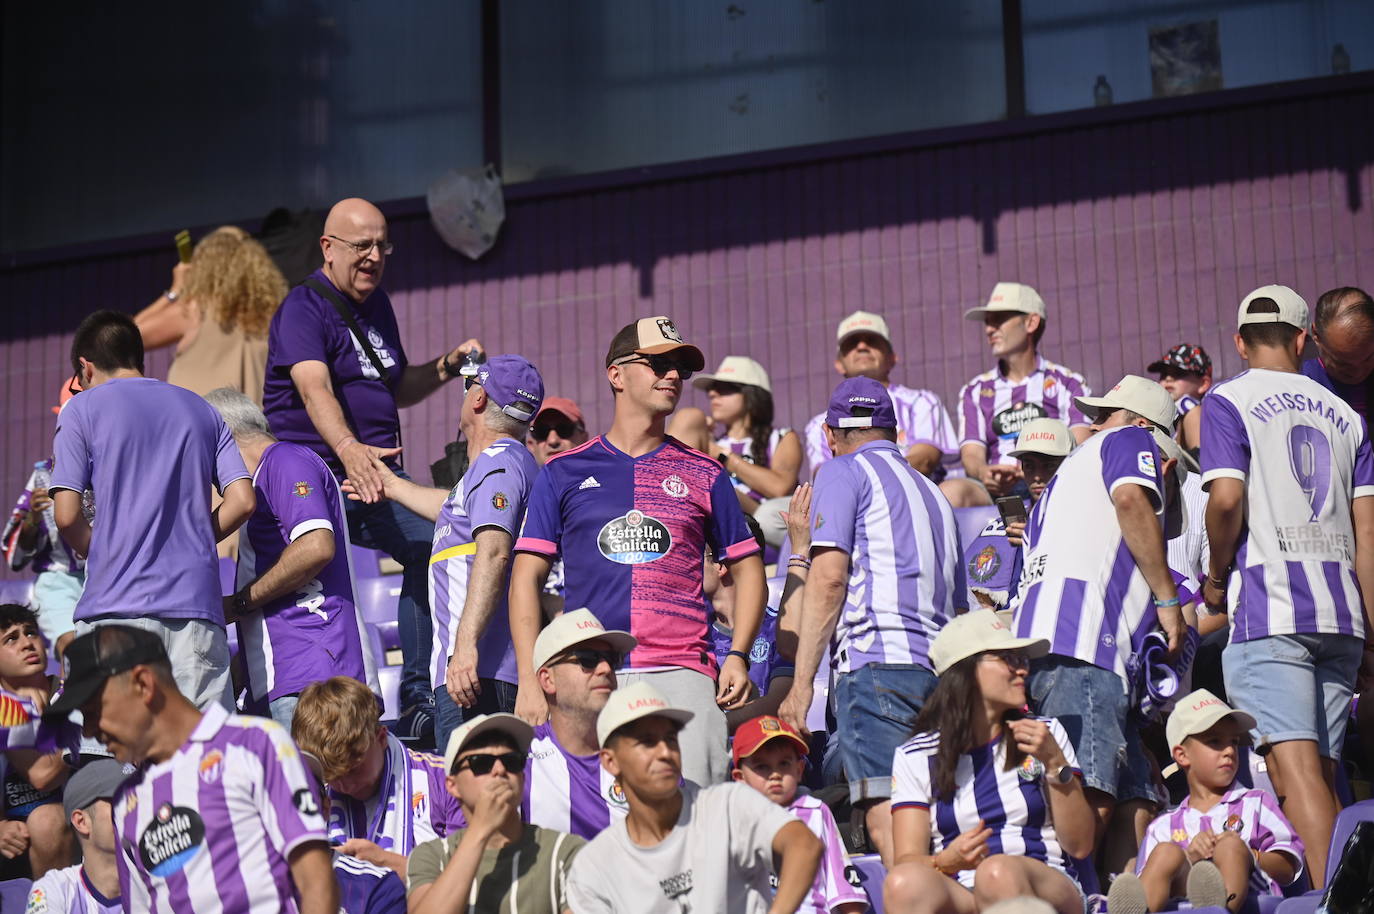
[981,387,994,398]
[750,637,770,664]
[661,475,689,498]
[598,511,671,564]
[608,782,628,806]
[139,804,206,877]
[1044,377,1058,394]
[197,749,224,784]
[655,318,684,343]
[1018,756,1046,782]
[1223,814,1243,833]
[1137,452,1156,476]
[968,545,1002,583]
[293,481,313,498]
[492,492,509,511]
[761,718,781,732]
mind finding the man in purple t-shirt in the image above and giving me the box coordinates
[263,197,484,746]
[51,311,255,710]
[44,625,338,914]
[204,388,378,731]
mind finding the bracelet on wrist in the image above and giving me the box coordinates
[787,560,810,570]
[1206,574,1228,589]
[335,436,358,452]
[1153,596,1181,608]
[787,553,809,564]
[726,649,751,667]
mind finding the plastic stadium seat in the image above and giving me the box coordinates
[850,852,886,913]
[1273,799,1374,914]
[377,665,401,723]
[0,878,31,911]
[953,506,999,550]
[0,579,34,606]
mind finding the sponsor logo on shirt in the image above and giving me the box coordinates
[992,402,1048,440]
[597,511,671,564]
[968,545,1002,583]
[25,887,46,914]
[655,318,684,343]
[293,787,320,817]
[293,481,313,498]
[1172,828,1189,843]
[579,476,601,490]
[1137,452,1156,476]
[492,492,509,511]
[139,804,206,877]
[198,749,224,784]
[661,475,689,498]
[659,870,693,902]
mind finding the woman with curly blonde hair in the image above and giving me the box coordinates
[136,225,288,405]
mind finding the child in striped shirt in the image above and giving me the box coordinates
[732,714,867,914]
[1108,690,1304,914]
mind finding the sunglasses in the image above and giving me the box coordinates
[454,751,527,776]
[616,354,695,380]
[707,382,742,397]
[552,648,621,672]
[531,420,580,441]
[981,650,1031,671]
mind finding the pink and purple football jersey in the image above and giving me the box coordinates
[957,357,1091,466]
[516,436,758,676]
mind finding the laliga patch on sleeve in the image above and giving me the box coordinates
[1137,451,1156,476]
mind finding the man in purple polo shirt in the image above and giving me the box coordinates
[779,377,966,863]
[263,196,483,746]
[51,311,255,710]
[204,388,377,730]
[44,625,338,914]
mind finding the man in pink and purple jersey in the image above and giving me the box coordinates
[951,282,1093,501]
[780,377,966,863]
[1202,285,1374,887]
[205,388,377,731]
[45,625,338,914]
[510,316,766,786]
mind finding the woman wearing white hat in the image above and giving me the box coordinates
[883,612,1095,914]
[668,355,801,545]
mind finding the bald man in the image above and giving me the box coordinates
[263,197,482,747]
[1302,285,1374,421]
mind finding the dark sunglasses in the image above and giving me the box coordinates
[707,382,742,396]
[982,650,1031,671]
[531,420,580,441]
[553,648,621,672]
[454,751,527,776]
[617,354,695,380]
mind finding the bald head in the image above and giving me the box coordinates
[1313,286,1374,385]
[321,198,389,303]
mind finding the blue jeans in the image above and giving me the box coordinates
[832,663,938,803]
[345,468,434,711]
[269,695,299,731]
[434,679,518,753]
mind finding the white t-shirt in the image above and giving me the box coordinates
[565,782,797,913]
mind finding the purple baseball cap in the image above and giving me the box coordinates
[475,354,544,422]
[826,377,897,429]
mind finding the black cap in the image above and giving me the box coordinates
[45,625,169,721]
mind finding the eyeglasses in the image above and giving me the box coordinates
[531,420,580,441]
[706,382,742,397]
[552,648,621,672]
[981,650,1031,671]
[67,375,82,398]
[453,751,527,776]
[327,235,394,257]
[615,354,695,380]
[463,376,479,392]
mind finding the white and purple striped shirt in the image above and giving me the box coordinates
[718,427,793,501]
[328,732,465,854]
[1136,785,1304,896]
[1201,369,1374,643]
[785,793,867,914]
[113,704,328,914]
[1177,394,1202,418]
[809,439,965,674]
[806,384,960,477]
[524,721,627,840]
[957,357,1091,466]
[891,717,1082,890]
[1012,425,1165,688]
[26,865,121,914]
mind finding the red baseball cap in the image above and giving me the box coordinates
[535,396,583,426]
[731,714,809,766]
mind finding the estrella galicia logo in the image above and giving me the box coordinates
[991,401,1048,439]
[597,511,671,564]
[139,804,205,877]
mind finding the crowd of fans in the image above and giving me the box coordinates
[0,193,1371,914]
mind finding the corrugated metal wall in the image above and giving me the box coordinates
[2,81,1371,577]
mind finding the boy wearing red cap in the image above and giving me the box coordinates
[732,715,867,914]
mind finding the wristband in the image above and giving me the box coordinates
[335,436,358,452]
[787,553,809,564]
[1206,574,1228,589]
[726,649,751,667]
[1153,596,1181,608]
[787,561,810,571]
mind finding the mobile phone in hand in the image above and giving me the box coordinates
[995,495,1027,526]
[174,229,193,263]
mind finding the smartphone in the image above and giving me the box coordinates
[174,229,193,264]
[995,495,1027,526]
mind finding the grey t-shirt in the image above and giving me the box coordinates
[407,824,584,914]
[565,782,796,913]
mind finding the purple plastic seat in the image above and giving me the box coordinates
[849,852,885,914]
[0,578,34,606]
[0,878,31,911]
[953,506,999,552]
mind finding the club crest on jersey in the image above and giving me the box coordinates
[968,545,1002,583]
[1018,756,1046,782]
[1223,814,1243,833]
[608,781,627,806]
[492,492,509,511]
[198,749,224,784]
[598,511,671,564]
[661,475,689,498]
[293,481,313,498]
[1137,451,1156,476]
[139,804,206,877]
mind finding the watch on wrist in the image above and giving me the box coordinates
[716,451,730,467]
[232,590,251,616]
[440,353,459,379]
[1052,764,1074,785]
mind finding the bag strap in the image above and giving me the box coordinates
[303,277,391,382]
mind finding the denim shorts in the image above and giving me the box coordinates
[1028,656,1160,806]
[832,663,938,803]
[1223,633,1362,759]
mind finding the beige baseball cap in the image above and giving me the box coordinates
[1161,689,1256,777]
[442,713,534,774]
[836,310,892,347]
[964,282,1047,321]
[1074,375,1176,429]
[1008,418,1074,459]
[532,608,637,672]
[691,356,772,394]
[605,316,706,371]
[1237,284,1308,331]
[596,682,695,748]
[928,611,1049,676]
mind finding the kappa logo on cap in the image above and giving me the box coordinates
[655,318,684,343]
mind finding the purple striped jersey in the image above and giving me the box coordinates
[1176,394,1202,417]
[428,438,537,687]
[3,458,84,575]
[957,357,1091,466]
[236,442,377,703]
[1012,425,1166,687]
[808,439,965,673]
[26,865,121,914]
[523,721,627,840]
[716,427,791,501]
[784,794,867,914]
[891,716,1082,889]
[112,704,327,914]
[327,732,465,854]
[1201,369,1374,643]
[1136,785,1304,896]
[806,383,960,477]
